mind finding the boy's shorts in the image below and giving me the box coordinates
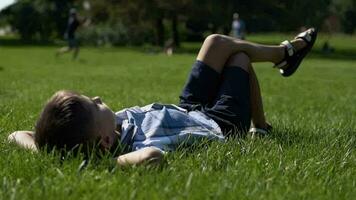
[179,61,251,136]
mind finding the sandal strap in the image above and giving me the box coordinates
[249,124,273,138]
[273,40,295,69]
[296,30,312,43]
[249,127,268,135]
[249,127,268,138]
[274,60,287,69]
[281,40,295,57]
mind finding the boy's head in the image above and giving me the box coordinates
[69,8,77,16]
[35,90,117,155]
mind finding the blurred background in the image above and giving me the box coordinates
[0,0,355,48]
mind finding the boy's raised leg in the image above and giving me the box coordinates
[196,34,307,73]
[224,53,268,130]
[248,63,268,129]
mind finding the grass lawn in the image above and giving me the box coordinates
[0,34,355,200]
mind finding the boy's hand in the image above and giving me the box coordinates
[8,131,38,152]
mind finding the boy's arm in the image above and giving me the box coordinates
[116,147,164,166]
[8,131,38,152]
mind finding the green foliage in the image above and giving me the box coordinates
[78,22,155,46]
[336,0,356,34]
[4,1,45,40]
[1,0,356,44]
[0,0,72,41]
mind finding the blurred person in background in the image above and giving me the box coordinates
[56,8,89,60]
[231,13,246,40]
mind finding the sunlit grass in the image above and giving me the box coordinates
[0,34,355,199]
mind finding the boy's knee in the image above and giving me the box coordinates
[226,53,250,73]
[204,34,226,47]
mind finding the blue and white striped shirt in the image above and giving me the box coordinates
[116,103,225,153]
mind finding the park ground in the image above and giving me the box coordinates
[0,33,355,199]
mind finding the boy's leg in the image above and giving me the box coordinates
[179,52,270,133]
[248,63,267,129]
[203,52,273,135]
[203,52,252,135]
[179,32,311,122]
[179,61,221,109]
[72,39,80,60]
[225,54,267,129]
[73,47,79,60]
[180,34,278,109]
[196,34,306,73]
[56,46,71,56]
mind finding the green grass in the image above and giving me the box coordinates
[0,34,355,200]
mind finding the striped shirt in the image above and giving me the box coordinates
[116,103,225,153]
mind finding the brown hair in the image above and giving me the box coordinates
[35,90,98,155]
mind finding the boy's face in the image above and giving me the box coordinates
[82,95,117,149]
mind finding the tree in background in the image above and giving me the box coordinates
[0,0,73,41]
[330,0,356,34]
[1,0,355,44]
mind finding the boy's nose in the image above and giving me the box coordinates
[92,96,102,104]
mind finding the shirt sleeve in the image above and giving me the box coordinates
[115,109,128,125]
[115,106,143,124]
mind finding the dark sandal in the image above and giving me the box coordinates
[274,28,318,77]
[249,123,273,138]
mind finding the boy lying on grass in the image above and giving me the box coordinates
[8,28,317,166]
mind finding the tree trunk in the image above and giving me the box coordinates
[171,14,179,47]
[155,18,164,46]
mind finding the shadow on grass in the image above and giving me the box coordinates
[267,127,324,147]
[311,48,356,61]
